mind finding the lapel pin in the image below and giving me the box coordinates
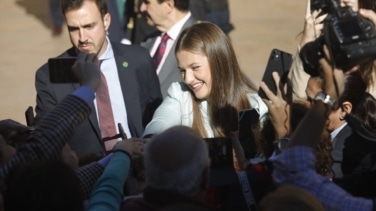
[122,61,128,68]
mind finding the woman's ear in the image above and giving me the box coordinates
[341,101,352,114]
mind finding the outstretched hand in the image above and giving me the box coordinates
[72,53,101,91]
[300,0,327,48]
[260,72,290,138]
[112,138,145,159]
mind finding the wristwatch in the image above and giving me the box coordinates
[314,92,335,107]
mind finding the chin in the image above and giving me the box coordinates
[194,93,208,100]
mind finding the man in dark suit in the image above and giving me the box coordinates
[140,0,197,98]
[35,0,162,158]
[330,124,352,178]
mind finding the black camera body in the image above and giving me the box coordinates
[300,0,376,76]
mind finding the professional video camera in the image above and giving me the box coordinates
[300,0,376,76]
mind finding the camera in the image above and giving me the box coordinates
[300,0,376,76]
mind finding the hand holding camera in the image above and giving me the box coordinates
[71,53,101,91]
[300,0,327,48]
[300,0,376,76]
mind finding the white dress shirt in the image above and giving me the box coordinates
[95,37,132,139]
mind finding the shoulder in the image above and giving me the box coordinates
[167,82,190,96]
[141,30,160,44]
[111,42,150,58]
[165,82,193,104]
[186,15,198,25]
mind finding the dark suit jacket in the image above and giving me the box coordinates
[35,42,162,157]
[331,124,352,178]
[141,15,197,98]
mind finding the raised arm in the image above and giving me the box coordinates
[0,53,100,178]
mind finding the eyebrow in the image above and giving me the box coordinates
[67,22,96,30]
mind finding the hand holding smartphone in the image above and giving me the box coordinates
[48,57,78,83]
[258,49,293,100]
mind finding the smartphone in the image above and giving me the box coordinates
[25,106,35,127]
[48,57,78,83]
[238,109,260,159]
[258,49,293,100]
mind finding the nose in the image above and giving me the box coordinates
[78,28,87,42]
[183,69,194,84]
[140,2,146,12]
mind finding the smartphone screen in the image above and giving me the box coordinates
[258,49,293,100]
[48,57,78,83]
[238,109,260,159]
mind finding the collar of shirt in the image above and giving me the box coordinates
[330,122,348,140]
[153,12,191,74]
[166,12,192,41]
[98,37,114,62]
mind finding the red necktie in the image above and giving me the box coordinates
[96,71,117,152]
[153,33,170,69]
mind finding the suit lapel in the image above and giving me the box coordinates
[112,43,138,136]
[158,41,178,84]
[159,16,197,84]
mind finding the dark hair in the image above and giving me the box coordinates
[157,0,190,12]
[175,22,257,137]
[260,102,310,158]
[61,0,108,17]
[260,101,332,175]
[336,71,367,111]
[4,160,83,211]
[351,92,376,132]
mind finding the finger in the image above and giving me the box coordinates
[305,0,311,17]
[311,9,320,19]
[262,99,274,108]
[315,24,324,32]
[359,9,376,26]
[345,66,359,75]
[260,81,276,101]
[316,13,328,22]
[272,72,281,96]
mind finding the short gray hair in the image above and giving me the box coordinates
[144,126,210,197]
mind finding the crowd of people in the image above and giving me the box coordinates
[3,0,376,210]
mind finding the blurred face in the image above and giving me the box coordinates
[140,0,169,31]
[176,50,212,100]
[340,0,359,11]
[65,0,110,57]
[326,108,344,132]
